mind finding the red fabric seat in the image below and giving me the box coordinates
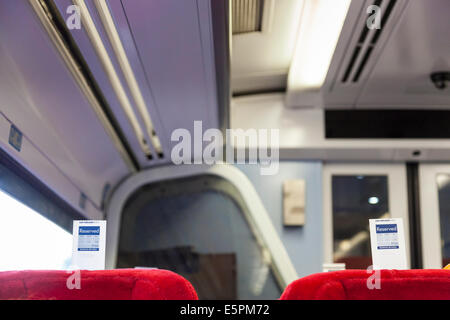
[280,269,450,300]
[0,269,198,300]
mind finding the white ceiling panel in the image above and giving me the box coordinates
[323,0,450,109]
[356,0,450,108]
[232,0,304,94]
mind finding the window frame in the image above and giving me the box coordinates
[105,164,298,289]
[419,163,450,268]
[323,163,411,269]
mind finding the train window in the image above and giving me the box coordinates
[0,149,84,233]
[437,174,450,267]
[117,175,282,300]
[331,175,389,269]
[0,189,72,271]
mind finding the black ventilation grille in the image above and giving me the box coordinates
[341,0,397,83]
[326,110,450,139]
[232,0,264,35]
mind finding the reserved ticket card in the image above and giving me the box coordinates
[369,218,407,270]
[72,220,106,270]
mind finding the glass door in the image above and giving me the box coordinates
[419,164,450,269]
[323,163,410,270]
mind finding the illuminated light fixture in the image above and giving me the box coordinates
[286,0,351,107]
[94,0,163,157]
[368,196,379,205]
[73,0,155,159]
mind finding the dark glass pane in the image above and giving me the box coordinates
[332,175,389,269]
[437,174,450,267]
[117,175,281,300]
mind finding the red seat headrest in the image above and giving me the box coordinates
[0,269,198,300]
[281,269,450,300]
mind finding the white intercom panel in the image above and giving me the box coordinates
[283,179,306,226]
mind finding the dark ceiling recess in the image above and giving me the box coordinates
[232,0,264,35]
[325,110,450,139]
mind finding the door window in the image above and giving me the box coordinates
[437,174,450,267]
[331,175,389,269]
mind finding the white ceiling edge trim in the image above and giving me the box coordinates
[232,70,288,93]
[94,0,163,156]
[73,0,153,158]
[232,93,450,162]
[105,163,298,288]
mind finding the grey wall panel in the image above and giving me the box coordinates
[235,161,324,278]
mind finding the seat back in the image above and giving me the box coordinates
[0,269,198,300]
[280,269,450,300]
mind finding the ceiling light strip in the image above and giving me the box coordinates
[73,0,153,159]
[94,0,163,157]
[286,0,351,107]
[29,0,138,172]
